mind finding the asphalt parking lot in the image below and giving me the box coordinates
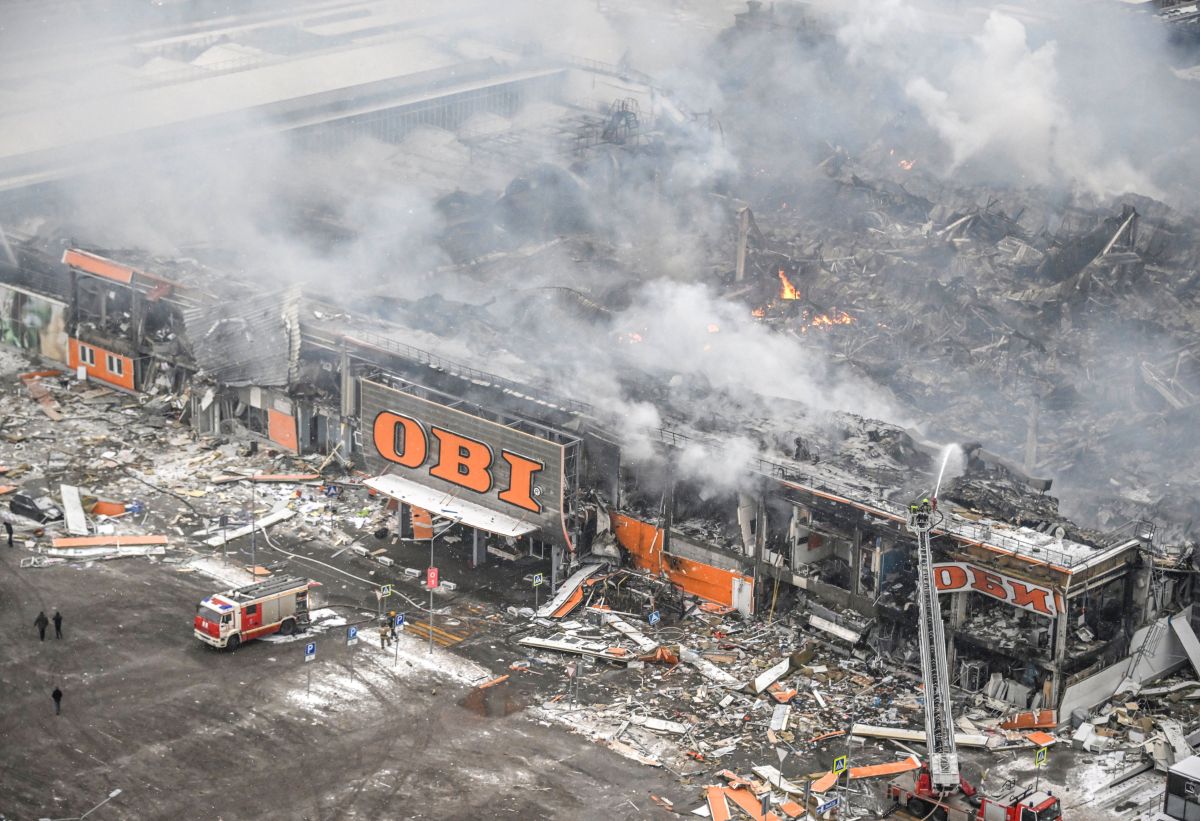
[0,540,687,820]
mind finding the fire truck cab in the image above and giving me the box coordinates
[888,769,1062,821]
[194,575,313,650]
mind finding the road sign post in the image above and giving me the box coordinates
[304,641,316,695]
[346,626,358,680]
[1034,745,1048,791]
[815,795,840,815]
[832,751,849,811]
[427,566,438,654]
[393,613,405,667]
[648,610,661,627]
[532,573,544,611]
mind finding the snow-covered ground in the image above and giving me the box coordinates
[285,623,492,712]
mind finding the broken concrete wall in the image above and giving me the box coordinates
[1060,604,1193,719]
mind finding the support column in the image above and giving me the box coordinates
[472,528,486,567]
[946,591,969,679]
[1050,599,1070,707]
[850,525,863,597]
[551,544,565,590]
[753,493,767,610]
[338,346,355,457]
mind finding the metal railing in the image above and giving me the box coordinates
[648,425,1109,570]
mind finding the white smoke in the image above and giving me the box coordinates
[902,11,1156,197]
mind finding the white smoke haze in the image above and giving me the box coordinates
[5,0,1200,511]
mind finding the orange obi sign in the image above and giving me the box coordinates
[932,562,1061,616]
[372,410,543,513]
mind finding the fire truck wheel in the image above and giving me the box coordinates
[908,798,930,819]
[227,634,241,652]
[279,618,296,636]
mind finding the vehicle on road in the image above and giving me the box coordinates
[194,575,314,650]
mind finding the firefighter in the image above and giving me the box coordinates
[379,619,391,649]
[911,497,932,528]
[34,611,49,641]
[51,685,63,715]
[52,610,63,639]
[388,610,398,641]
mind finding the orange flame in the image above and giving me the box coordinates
[751,306,766,318]
[778,270,800,300]
[898,159,915,171]
[707,323,720,334]
[810,309,855,328]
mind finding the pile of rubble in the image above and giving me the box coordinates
[739,152,1200,542]
[513,569,1071,816]
[1072,671,1200,771]
[0,360,391,578]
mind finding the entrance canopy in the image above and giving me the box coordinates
[364,474,539,539]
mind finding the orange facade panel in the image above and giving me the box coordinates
[69,338,134,391]
[411,506,433,540]
[61,249,135,284]
[267,409,299,453]
[610,512,753,608]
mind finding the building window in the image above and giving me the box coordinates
[78,344,95,367]
[105,354,124,377]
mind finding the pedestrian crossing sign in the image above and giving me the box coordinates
[1035,746,1048,767]
[832,755,848,775]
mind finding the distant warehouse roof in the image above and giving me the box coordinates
[0,37,564,193]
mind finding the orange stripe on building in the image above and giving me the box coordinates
[62,249,136,284]
[69,338,135,391]
[610,512,753,608]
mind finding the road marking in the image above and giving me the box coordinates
[405,620,466,646]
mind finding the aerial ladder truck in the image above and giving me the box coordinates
[886,497,1063,821]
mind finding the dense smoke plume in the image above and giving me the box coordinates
[4,0,1200,527]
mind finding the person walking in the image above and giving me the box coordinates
[51,686,62,715]
[52,611,63,639]
[3,518,13,547]
[378,620,391,650]
[34,611,49,641]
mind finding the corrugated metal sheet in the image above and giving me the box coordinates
[181,287,300,387]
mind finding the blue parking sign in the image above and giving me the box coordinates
[347,625,358,646]
[394,613,405,628]
[304,642,316,662]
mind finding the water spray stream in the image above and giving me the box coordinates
[933,444,956,502]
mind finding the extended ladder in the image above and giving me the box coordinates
[908,505,960,792]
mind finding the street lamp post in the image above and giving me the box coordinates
[80,790,122,820]
[428,526,435,655]
[249,475,257,574]
[427,515,458,655]
[39,787,122,821]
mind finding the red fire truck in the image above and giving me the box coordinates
[887,499,1062,821]
[194,575,314,650]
